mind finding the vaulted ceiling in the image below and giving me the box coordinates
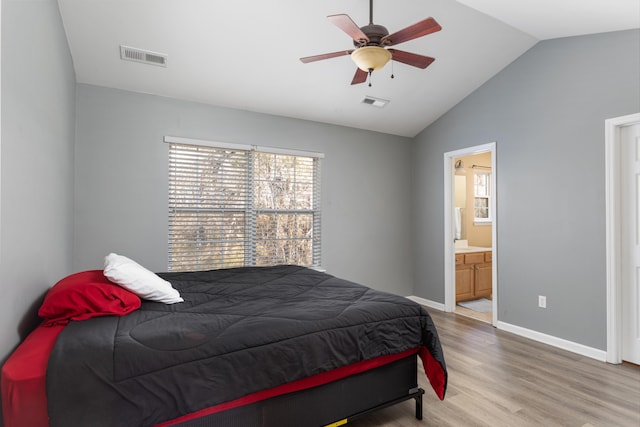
[57,0,639,137]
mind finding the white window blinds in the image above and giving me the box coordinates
[473,171,491,222]
[167,138,321,271]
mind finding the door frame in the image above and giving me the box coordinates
[443,142,497,326]
[606,112,640,364]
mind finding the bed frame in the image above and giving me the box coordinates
[172,354,424,427]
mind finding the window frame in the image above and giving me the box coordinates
[165,136,323,272]
[473,170,492,224]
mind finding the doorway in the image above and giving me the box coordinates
[621,122,640,364]
[606,113,640,364]
[444,143,497,326]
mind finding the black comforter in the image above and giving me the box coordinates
[47,265,446,427]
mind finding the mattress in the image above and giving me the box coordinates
[1,324,64,427]
[1,332,424,427]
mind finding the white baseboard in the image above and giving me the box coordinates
[407,296,606,362]
[497,321,607,362]
[406,295,445,311]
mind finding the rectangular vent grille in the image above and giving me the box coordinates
[120,45,167,67]
[361,96,389,108]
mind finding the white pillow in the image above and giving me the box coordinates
[103,253,183,304]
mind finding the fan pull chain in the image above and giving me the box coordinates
[391,60,395,79]
[368,68,373,87]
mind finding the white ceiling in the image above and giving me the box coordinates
[56,0,639,137]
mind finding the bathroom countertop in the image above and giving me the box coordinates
[455,246,492,254]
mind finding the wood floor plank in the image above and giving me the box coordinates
[348,310,640,427]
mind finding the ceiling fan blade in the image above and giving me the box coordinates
[388,49,435,69]
[351,68,368,85]
[300,50,353,63]
[382,17,441,46]
[328,14,370,43]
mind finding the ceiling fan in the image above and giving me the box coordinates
[300,0,442,86]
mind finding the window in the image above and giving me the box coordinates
[167,138,322,271]
[473,171,491,222]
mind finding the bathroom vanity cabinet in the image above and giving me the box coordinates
[455,250,492,302]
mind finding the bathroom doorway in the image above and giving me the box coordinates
[443,143,497,326]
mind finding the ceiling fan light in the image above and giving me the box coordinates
[351,46,392,72]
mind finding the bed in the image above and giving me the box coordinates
[2,264,447,427]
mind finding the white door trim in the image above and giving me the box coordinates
[605,112,640,364]
[443,142,497,326]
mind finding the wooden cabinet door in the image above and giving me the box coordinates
[475,262,492,298]
[455,265,474,301]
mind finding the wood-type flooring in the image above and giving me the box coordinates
[348,309,640,427]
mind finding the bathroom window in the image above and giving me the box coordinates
[474,171,491,223]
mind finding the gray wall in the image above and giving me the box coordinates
[412,29,640,350]
[0,0,76,373]
[73,84,414,295]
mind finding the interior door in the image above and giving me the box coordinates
[622,123,640,364]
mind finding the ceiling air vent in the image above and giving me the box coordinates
[120,45,167,67]
[361,96,389,108]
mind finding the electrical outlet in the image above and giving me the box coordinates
[538,295,547,309]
